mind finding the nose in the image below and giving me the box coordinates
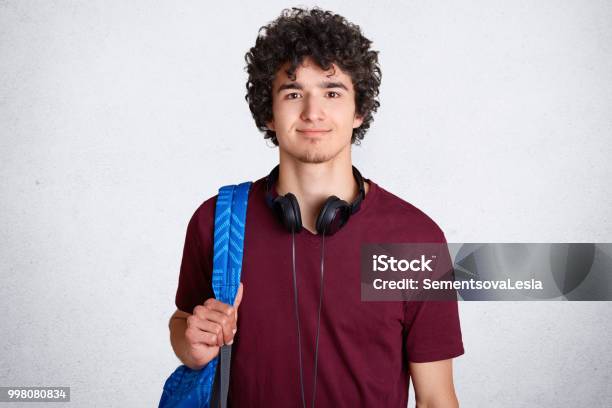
[300,94,326,122]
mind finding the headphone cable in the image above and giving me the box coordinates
[312,232,325,407]
[291,229,307,408]
[291,228,326,408]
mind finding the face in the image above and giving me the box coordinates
[266,57,364,164]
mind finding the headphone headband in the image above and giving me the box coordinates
[264,165,366,235]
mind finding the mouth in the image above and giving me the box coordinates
[297,129,331,137]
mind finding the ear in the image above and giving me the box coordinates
[352,114,364,129]
[266,119,275,131]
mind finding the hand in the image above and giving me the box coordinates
[184,282,244,367]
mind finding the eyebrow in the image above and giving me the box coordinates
[276,81,349,94]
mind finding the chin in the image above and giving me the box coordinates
[295,147,340,164]
[281,139,348,164]
[296,154,331,164]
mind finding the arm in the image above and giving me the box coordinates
[410,358,459,408]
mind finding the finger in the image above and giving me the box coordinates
[204,298,234,317]
[185,325,222,347]
[186,315,224,345]
[234,283,244,309]
[232,283,244,324]
[202,308,236,345]
[191,309,234,346]
[198,320,224,347]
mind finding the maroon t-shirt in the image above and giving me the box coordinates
[175,175,464,407]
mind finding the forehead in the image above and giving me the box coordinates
[273,57,353,88]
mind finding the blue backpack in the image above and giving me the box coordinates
[159,182,252,408]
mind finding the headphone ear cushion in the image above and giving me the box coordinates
[286,193,302,233]
[316,196,350,236]
[274,193,302,233]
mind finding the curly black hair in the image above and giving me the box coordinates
[244,6,382,146]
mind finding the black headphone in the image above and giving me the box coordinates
[264,164,366,236]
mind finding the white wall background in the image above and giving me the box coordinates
[1,1,611,407]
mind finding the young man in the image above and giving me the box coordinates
[168,7,464,407]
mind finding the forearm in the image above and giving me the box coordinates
[415,394,459,408]
[169,317,206,370]
[411,359,459,408]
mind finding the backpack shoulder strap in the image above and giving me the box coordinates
[212,181,251,304]
[210,181,251,408]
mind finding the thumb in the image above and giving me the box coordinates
[233,282,244,309]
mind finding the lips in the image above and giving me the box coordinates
[297,129,331,136]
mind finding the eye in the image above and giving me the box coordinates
[327,91,341,98]
[286,92,301,100]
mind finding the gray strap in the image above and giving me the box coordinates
[210,363,220,408]
[219,344,232,408]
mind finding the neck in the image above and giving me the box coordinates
[276,150,368,234]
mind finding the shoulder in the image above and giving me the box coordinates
[188,194,217,230]
[180,194,217,251]
[368,181,447,243]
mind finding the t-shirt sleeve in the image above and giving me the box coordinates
[174,203,215,314]
[403,232,465,363]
